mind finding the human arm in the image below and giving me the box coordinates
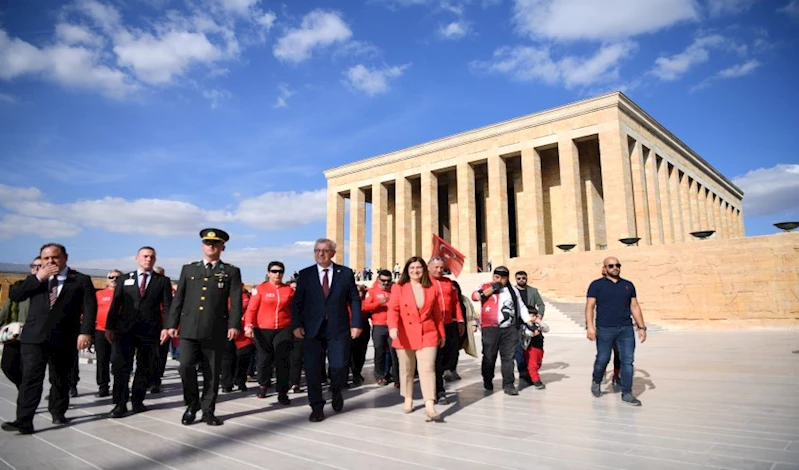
[432,289,446,348]
[243,286,261,337]
[585,297,597,341]
[347,271,363,332]
[0,299,10,324]
[9,274,46,303]
[164,265,186,340]
[227,268,243,340]
[290,272,306,338]
[387,285,400,340]
[630,297,646,343]
[78,274,97,349]
[532,288,546,318]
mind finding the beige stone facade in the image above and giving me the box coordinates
[324,92,744,273]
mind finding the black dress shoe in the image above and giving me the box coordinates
[69,387,78,397]
[202,412,223,426]
[221,386,233,393]
[52,415,69,425]
[131,402,148,414]
[351,375,364,387]
[96,388,110,398]
[308,410,325,422]
[110,404,128,419]
[332,391,343,412]
[149,386,161,394]
[277,394,291,405]
[2,421,34,434]
[181,406,200,425]
[237,383,247,392]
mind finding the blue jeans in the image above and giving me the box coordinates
[592,325,635,394]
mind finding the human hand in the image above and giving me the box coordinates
[77,334,91,350]
[351,328,362,339]
[293,327,305,339]
[104,330,114,344]
[167,328,178,339]
[457,322,465,336]
[586,327,596,341]
[227,328,239,341]
[37,264,59,282]
[389,328,398,340]
[160,329,170,344]
[638,328,647,343]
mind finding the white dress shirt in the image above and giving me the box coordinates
[317,264,334,287]
[47,267,69,297]
[136,269,153,290]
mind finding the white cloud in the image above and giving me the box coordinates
[471,41,636,89]
[345,63,409,96]
[114,30,223,84]
[778,0,799,19]
[0,214,81,240]
[273,10,352,63]
[273,83,295,108]
[0,92,16,103]
[717,59,760,78]
[650,35,726,81]
[438,21,471,40]
[733,164,799,217]
[74,0,121,32]
[256,11,276,30]
[0,184,327,239]
[0,29,137,98]
[707,0,755,16]
[218,0,260,15]
[512,0,699,41]
[55,23,103,47]
[202,88,232,108]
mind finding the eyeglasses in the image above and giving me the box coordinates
[313,249,333,254]
[605,264,622,269]
[107,275,119,280]
[30,264,42,269]
[269,270,284,274]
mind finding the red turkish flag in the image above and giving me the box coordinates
[431,234,466,278]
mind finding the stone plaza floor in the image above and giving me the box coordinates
[0,331,798,470]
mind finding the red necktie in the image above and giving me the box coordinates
[48,277,58,308]
[322,269,330,298]
[140,273,147,297]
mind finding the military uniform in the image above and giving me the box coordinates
[166,229,242,421]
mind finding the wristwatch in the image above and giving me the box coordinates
[637,325,647,331]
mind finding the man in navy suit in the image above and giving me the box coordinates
[291,238,362,422]
[1,243,96,435]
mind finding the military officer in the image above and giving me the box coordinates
[163,228,242,426]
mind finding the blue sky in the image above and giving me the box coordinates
[1,0,798,283]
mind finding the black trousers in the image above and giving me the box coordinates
[304,326,351,412]
[371,325,398,380]
[435,322,460,394]
[289,337,303,387]
[481,327,519,388]
[94,330,112,391]
[69,348,79,388]
[150,340,170,387]
[178,338,223,414]
[252,328,292,394]
[220,343,255,388]
[1,341,22,388]
[350,322,371,378]
[112,328,156,405]
[17,342,74,427]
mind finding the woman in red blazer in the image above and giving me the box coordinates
[388,256,446,422]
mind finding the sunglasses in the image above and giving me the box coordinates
[605,264,622,269]
[30,264,42,269]
[107,275,119,280]
[269,270,284,274]
[379,278,392,283]
[203,240,223,246]
[516,277,526,280]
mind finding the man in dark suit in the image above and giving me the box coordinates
[105,246,173,418]
[164,228,242,426]
[291,238,362,423]
[1,243,96,435]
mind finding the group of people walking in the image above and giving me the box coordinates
[0,228,647,435]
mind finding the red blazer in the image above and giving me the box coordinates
[387,283,445,350]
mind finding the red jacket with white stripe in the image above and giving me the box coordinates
[244,282,294,330]
[431,277,464,325]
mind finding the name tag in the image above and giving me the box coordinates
[124,279,135,286]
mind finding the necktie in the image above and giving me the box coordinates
[48,277,58,308]
[322,269,330,298]
[140,273,147,297]
[205,263,213,276]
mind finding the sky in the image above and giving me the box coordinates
[1,0,798,283]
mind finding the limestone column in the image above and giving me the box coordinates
[386,188,396,267]
[718,200,728,239]
[656,156,674,244]
[628,140,651,245]
[558,136,586,251]
[448,174,459,248]
[688,178,700,233]
[598,128,637,248]
[487,154,510,263]
[679,172,692,240]
[737,208,745,238]
[712,194,722,238]
[668,165,685,243]
[457,161,477,273]
[349,186,366,272]
[371,181,388,270]
[518,147,545,256]
[326,186,345,264]
[395,174,412,264]
[726,203,734,238]
[704,188,715,231]
[696,184,707,230]
[643,149,664,244]
[420,169,439,259]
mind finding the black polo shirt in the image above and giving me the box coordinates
[587,277,636,327]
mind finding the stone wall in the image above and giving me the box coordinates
[506,232,799,329]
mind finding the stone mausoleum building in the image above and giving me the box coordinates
[324,92,744,274]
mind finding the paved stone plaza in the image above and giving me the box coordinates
[1,331,797,470]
